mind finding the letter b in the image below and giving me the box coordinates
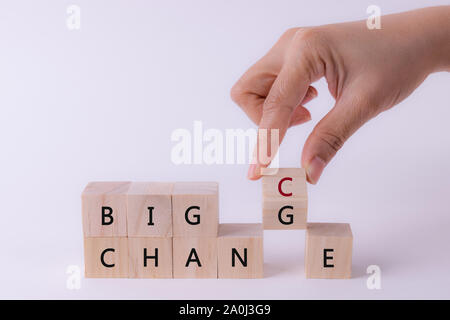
[102,206,113,225]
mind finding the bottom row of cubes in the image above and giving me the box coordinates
[84,223,264,279]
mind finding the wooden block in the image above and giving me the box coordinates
[128,237,172,278]
[262,168,307,230]
[82,182,131,237]
[173,237,217,278]
[127,182,173,237]
[84,237,129,278]
[305,223,353,279]
[172,182,219,237]
[217,223,264,279]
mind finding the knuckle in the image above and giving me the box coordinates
[348,93,380,120]
[261,99,278,115]
[264,100,289,113]
[287,28,326,79]
[280,27,300,40]
[314,130,345,154]
[230,82,245,105]
[265,85,288,108]
[264,91,295,115]
[293,27,324,45]
[262,100,294,123]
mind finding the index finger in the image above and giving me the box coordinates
[249,57,312,179]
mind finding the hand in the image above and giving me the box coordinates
[231,6,450,184]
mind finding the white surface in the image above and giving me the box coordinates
[0,0,449,299]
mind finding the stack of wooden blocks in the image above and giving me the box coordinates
[262,168,352,279]
[82,168,352,279]
[82,181,263,278]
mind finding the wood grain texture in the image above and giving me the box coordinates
[172,237,217,278]
[127,182,173,237]
[82,182,131,237]
[261,168,307,230]
[305,223,353,279]
[172,182,219,237]
[128,237,172,278]
[217,224,263,279]
[84,237,129,278]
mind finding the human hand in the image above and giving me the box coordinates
[231,6,450,184]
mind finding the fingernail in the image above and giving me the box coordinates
[247,164,260,180]
[306,156,326,184]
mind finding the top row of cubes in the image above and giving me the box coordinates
[82,181,218,237]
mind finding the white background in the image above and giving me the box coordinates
[0,0,449,299]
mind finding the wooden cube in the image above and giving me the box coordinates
[127,182,173,237]
[82,182,130,237]
[84,237,129,278]
[173,237,217,278]
[217,223,263,279]
[128,237,172,278]
[262,168,307,230]
[305,223,353,279]
[172,182,219,237]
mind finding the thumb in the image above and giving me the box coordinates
[301,95,374,184]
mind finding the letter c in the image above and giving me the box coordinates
[100,248,115,268]
[278,177,293,197]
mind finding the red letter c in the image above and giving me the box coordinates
[278,177,293,197]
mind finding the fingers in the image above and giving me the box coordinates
[231,84,317,129]
[230,73,276,125]
[300,86,318,105]
[288,106,311,127]
[232,28,325,180]
[301,94,375,184]
[230,28,314,128]
[288,86,318,127]
[230,33,290,125]
[248,58,313,180]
